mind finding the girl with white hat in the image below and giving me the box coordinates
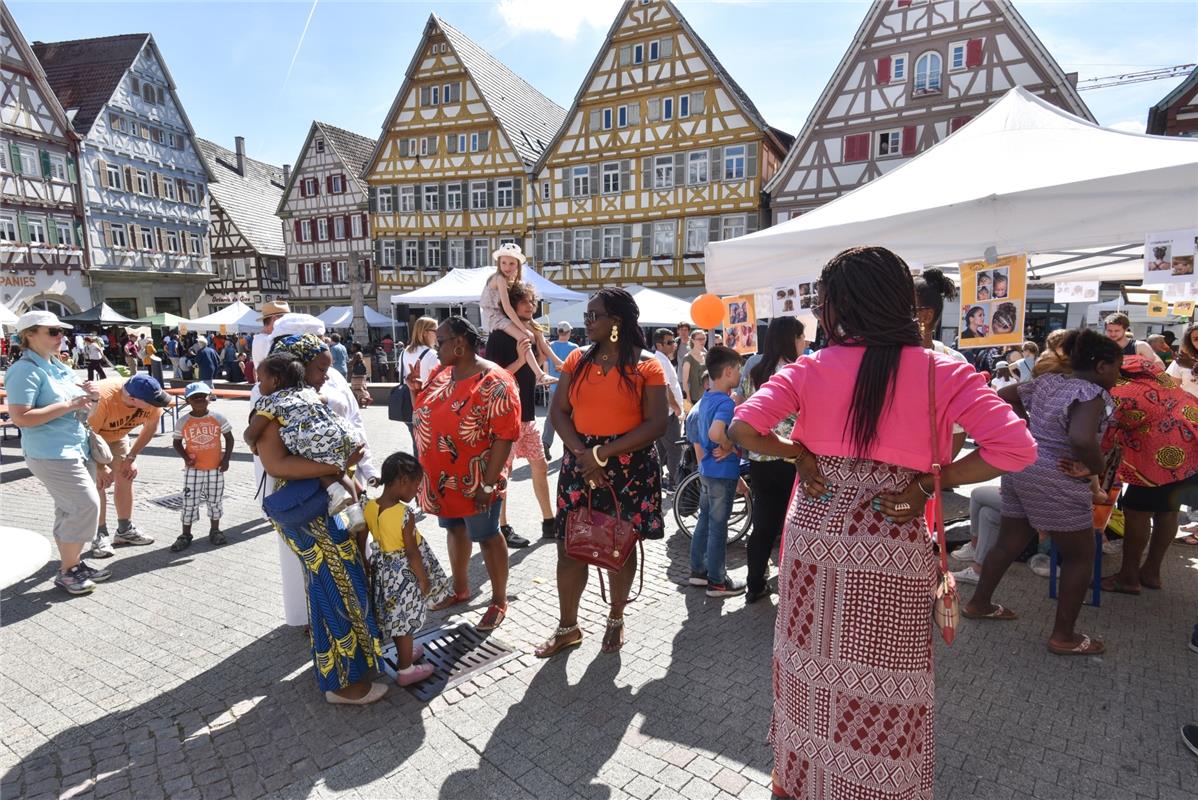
[480,243,562,386]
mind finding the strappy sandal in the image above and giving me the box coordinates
[1048,634,1105,656]
[962,603,1017,620]
[169,532,193,553]
[208,529,227,546]
[430,590,470,611]
[601,616,624,653]
[476,603,507,632]
[1100,576,1140,595]
[534,624,583,658]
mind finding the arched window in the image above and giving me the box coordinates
[30,299,71,318]
[914,52,942,94]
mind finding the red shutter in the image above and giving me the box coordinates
[299,180,307,198]
[844,133,869,163]
[965,38,983,68]
[339,173,347,193]
[950,116,972,133]
[326,216,334,240]
[897,0,912,6]
[901,125,917,156]
[325,175,333,194]
[362,259,371,283]
[361,214,370,236]
[340,215,350,240]
[294,220,303,241]
[876,56,891,84]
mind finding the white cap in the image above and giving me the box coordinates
[15,309,72,332]
[556,320,572,332]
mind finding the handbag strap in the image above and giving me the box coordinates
[597,538,644,606]
[927,354,947,574]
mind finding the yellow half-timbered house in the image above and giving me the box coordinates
[529,0,790,291]
[362,14,566,307]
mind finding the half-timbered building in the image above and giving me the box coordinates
[33,34,214,319]
[766,0,1093,222]
[1147,65,1198,137]
[196,137,286,314]
[0,5,89,315]
[363,14,566,305]
[529,0,790,291]
[277,121,376,316]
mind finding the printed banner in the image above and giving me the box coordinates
[1147,297,1167,318]
[721,294,757,355]
[1053,281,1100,304]
[1163,282,1198,301]
[771,282,818,318]
[1144,229,1197,285]
[752,288,774,320]
[1171,300,1195,317]
[957,253,1027,350]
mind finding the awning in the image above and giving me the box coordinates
[391,266,586,305]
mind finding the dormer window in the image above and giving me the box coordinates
[315,139,325,153]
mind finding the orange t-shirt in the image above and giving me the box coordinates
[88,377,165,443]
[560,348,665,436]
[173,410,232,470]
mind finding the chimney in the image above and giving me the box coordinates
[283,164,291,185]
[234,136,246,175]
[1066,71,1078,87]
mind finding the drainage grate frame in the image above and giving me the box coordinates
[380,622,517,702]
[149,493,186,510]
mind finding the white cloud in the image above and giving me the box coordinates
[1108,119,1146,134]
[495,0,622,40]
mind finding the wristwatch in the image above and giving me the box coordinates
[480,482,496,494]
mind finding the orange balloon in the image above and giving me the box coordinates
[690,293,725,330]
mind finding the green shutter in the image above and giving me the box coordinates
[66,154,77,182]
[47,219,59,246]
[16,213,29,242]
[9,143,21,175]
[74,220,84,248]
[40,150,52,179]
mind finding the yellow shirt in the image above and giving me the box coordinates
[364,499,421,553]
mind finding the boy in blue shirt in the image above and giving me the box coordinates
[690,345,746,597]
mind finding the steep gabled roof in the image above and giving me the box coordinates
[276,120,377,214]
[32,33,147,136]
[198,138,286,257]
[1147,65,1198,135]
[534,0,788,173]
[363,14,567,176]
[2,4,80,142]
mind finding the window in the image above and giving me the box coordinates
[950,42,966,71]
[0,214,17,242]
[151,128,165,144]
[335,260,347,283]
[406,137,419,156]
[110,223,128,248]
[542,181,550,200]
[106,163,123,190]
[456,133,467,153]
[495,178,514,208]
[0,143,7,172]
[679,94,690,118]
[142,84,156,104]
[109,114,125,132]
[419,137,430,157]
[320,262,333,284]
[333,216,346,240]
[423,185,439,212]
[330,174,344,193]
[317,218,329,241]
[430,85,440,105]
[232,258,247,278]
[448,238,465,267]
[377,187,394,213]
[602,162,620,194]
[139,226,154,250]
[723,145,746,180]
[914,52,941,94]
[573,228,592,261]
[470,181,487,209]
[649,41,660,61]
[49,154,68,181]
[17,145,37,175]
[136,171,150,195]
[161,177,177,201]
[652,221,675,257]
[545,231,563,262]
[572,166,590,196]
[443,82,461,103]
[602,108,613,130]
[187,232,202,255]
[662,97,673,121]
[601,226,622,260]
[446,183,463,211]
[303,177,318,196]
[383,240,397,267]
[166,230,179,252]
[654,155,674,189]
[300,220,312,243]
[721,215,746,241]
[27,217,47,244]
[685,219,709,253]
[425,240,441,268]
[351,214,364,237]
[55,218,73,246]
[470,132,480,152]
[877,130,902,157]
[687,151,709,184]
[399,185,415,213]
[315,139,325,153]
[617,106,628,128]
[633,44,644,64]
[893,54,907,81]
[183,182,200,205]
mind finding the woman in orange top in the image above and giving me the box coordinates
[535,288,668,657]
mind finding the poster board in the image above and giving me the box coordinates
[957,254,1027,349]
[1171,300,1195,317]
[1144,229,1197,284]
[1147,297,1167,318]
[1053,281,1100,304]
[721,294,757,355]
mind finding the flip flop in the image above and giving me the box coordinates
[961,603,1017,620]
[1100,576,1140,595]
[475,603,507,632]
[430,590,470,611]
[1048,634,1105,656]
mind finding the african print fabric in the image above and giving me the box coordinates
[255,386,359,469]
[1104,355,1198,487]
[370,539,452,638]
[772,456,936,800]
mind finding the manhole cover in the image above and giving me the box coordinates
[149,493,186,510]
[381,623,517,701]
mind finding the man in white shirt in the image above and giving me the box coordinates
[652,328,685,491]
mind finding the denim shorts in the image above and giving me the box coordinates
[437,500,502,543]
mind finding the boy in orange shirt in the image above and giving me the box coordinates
[171,382,234,551]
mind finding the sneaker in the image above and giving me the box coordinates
[540,519,556,540]
[745,585,772,604]
[950,566,980,585]
[395,662,435,687]
[90,531,115,559]
[543,443,553,462]
[77,561,112,583]
[1183,725,1198,759]
[1190,624,1198,655]
[1101,537,1123,555]
[688,570,709,587]
[501,525,530,549]
[54,565,96,595]
[113,525,153,547]
[1027,553,1052,578]
[950,542,976,562]
[706,576,746,598]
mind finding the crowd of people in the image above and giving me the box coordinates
[5,239,1197,794]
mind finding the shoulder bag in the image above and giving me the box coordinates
[927,354,958,645]
[565,484,644,604]
[388,347,430,422]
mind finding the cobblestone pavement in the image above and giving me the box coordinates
[1,396,1196,800]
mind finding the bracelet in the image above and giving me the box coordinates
[915,475,934,498]
[592,445,609,467]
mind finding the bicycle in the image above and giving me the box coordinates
[671,451,753,544]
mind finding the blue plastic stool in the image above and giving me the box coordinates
[1047,530,1103,606]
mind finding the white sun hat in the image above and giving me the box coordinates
[491,242,527,265]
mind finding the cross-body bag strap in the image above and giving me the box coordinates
[927,354,946,574]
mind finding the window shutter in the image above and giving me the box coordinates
[438,184,446,212]
[950,115,972,133]
[966,38,983,68]
[710,146,723,174]
[560,170,571,198]
[40,150,52,178]
[361,214,370,236]
[447,134,457,154]
[479,131,489,150]
[660,37,673,58]
[639,223,651,258]
[844,133,869,163]
[746,142,758,178]
[689,92,704,115]
[156,86,164,104]
[589,109,602,131]
[339,173,347,193]
[399,138,410,158]
[420,86,430,106]
[619,160,631,192]
[326,175,333,194]
[898,0,912,6]
[428,136,439,155]
[124,166,135,193]
[746,212,759,236]
[588,165,598,196]
[294,220,303,241]
[619,45,632,66]
[101,220,113,247]
[647,99,660,122]
[413,185,422,213]
[9,143,21,174]
[642,157,652,190]
[563,229,573,260]
[535,231,546,264]
[901,125,917,155]
[368,186,377,212]
[464,242,473,267]
[156,228,166,251]
[674,152,685,181]
[97,158,109,188]
[374,238,383,268]
[876,56,891,84]
[66,154,77,182]
[512,177,523,205]
[708,217,720,244]
[591,228,601,259]
[487,180,494,209]
[621,224,633,259]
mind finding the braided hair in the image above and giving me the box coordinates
[913,268,958,331]
[442,316,483,353]
[1060,327,1122,372]
[818,246,923,455]
[569,287,648,401]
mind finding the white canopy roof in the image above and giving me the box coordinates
[316,305,396,328]
[536,285,699,329]
[704,87,1198,293]
[391,266,586,305]
[0,302,18,329]
[184,301,262,334]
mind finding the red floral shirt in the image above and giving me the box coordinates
[1103,356,1198,487]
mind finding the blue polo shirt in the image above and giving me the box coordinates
[697,390,739,480]
[5,351,90,460]
[547,340,578,379]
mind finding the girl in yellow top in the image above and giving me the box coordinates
[360,452,451,686]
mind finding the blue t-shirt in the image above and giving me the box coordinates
[196,346,220,379]
[685,395,704,444]
[547,340,578,378]
[5,351,90,460]
[697,390,739,480]
[331,343,349,376]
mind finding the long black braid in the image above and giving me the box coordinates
[569,287,648,402]
[818,246,923,455]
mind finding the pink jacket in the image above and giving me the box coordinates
[734,345,1036,474]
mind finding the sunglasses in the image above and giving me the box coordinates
[44,327,65,337]
[661,339,677,346]
[582,311,609,324]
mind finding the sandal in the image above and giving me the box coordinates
[1048,634,1105,656]
[208,529,227,546]
[534,624,583,659]
[771,771,792,799]
[961,603,1017,620]
[1100,576,1140,595]
[476,603,507,632]
[170,533,193,553]
[1179,534,1198,546]
[600,616,624,653]
[430,590,470,611]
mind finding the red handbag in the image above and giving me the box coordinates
[565,485,643,603]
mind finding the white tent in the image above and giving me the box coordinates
[0,302,18,329]
[391,266,586,305]
[316,305,396,328]
[537,285,698,329]
[704,87,1198,293]
[184,301,261,334]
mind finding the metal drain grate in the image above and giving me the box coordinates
[381,623,517,701]
[149,492,186,510]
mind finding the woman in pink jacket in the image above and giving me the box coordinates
[729,246,1036,800]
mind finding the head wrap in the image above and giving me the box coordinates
[270,333,329,364]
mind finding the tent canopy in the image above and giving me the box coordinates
[60,303,140,325]
[0,302,18,329]
[184,301,261,334]
[316,305,396,328]
[137,312,190,328]
[704,87,1198,293]
[537,286,698,329]
[391,266,586,305]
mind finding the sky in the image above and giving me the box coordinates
[10,0,1196,168]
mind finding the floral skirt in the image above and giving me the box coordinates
[554,435,664,540]
[370,540,452,638]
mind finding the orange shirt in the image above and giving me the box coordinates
[88,378,164,443]
[560,348,665,436]
[173,410,232,470]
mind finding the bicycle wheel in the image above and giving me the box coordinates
[672,472,754,545]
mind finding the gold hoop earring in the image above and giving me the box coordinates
[454,346,464,357]
[609,325,620,344]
